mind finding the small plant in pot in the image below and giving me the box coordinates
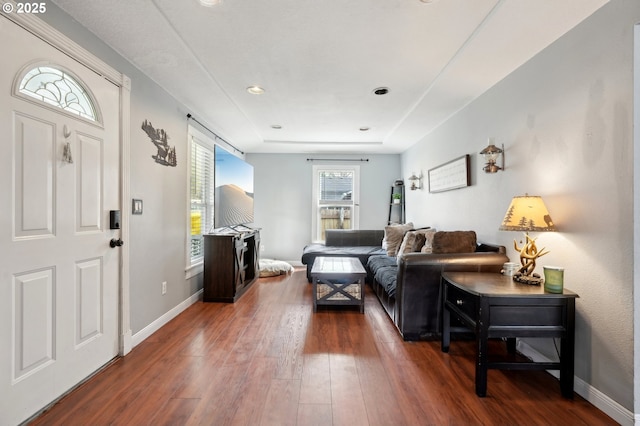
[393,193,402,204]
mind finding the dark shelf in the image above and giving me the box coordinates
[203,230,260,303]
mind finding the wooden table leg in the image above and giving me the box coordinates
[475,298,489,397]
[560,299,576,398]
[312,278,318,312]
[441,281,451,353]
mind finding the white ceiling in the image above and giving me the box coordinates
[51,0,608,154]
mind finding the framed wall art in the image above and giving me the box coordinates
[428,154,470,193]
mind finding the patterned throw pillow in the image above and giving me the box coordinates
[418,229,437,253]
[397,231,427,258]
[384,222,413,257]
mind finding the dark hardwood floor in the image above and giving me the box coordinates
[30,267,616,425]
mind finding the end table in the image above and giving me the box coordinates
[440,271,579,398]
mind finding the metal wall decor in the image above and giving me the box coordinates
[62,124,73,163]
[428,155,470,193]
[141,119,177,167]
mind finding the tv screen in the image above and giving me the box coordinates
[214,145,254,229]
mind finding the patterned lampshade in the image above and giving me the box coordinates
[499,195,557,232]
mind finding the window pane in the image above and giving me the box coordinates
[319,206,352,240]
[18,66,98,121]
[319,171,353,201]
[190,140,214,262]
[313,165,359,241]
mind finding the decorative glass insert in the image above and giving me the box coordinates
[18,66,98,121]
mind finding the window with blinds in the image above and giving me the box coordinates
[312,166,359,241]
[190,137,214,265]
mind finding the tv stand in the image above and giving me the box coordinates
[203,229,260,302]
[230,224,255,232]
[211,224,260,234]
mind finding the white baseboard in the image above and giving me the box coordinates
[516,340,634,426]
[131,289,203,347]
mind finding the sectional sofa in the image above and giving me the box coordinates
[301,228,509,340]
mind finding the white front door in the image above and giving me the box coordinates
[0,17,121,425]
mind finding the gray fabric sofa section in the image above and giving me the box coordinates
[301,230,386,282]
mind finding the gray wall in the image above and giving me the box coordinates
[402,0,638,411]
[39,5,201,335]
[247,153,401,262]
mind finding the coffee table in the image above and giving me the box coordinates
[310,257,366,313]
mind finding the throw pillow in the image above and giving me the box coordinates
[418,229,437,253]
[384,222,413,257]
[397,231,427,258]
[432,231,477,254]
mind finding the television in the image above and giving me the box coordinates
[214,145,254,229]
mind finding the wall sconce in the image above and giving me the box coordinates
[479,138,504,173]
[408,172,422,190]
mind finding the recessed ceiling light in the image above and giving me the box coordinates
[200,0,223,6]
[373,87,389,95]
[246,85,265,95]
[271,125,282,129]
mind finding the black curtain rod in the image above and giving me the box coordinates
[186,113,244,155]
[306,158,369,162]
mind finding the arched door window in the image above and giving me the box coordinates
[16,64,101,123]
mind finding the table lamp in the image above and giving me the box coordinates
[499,195,556,278]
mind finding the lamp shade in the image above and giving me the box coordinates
[499,195,556,232]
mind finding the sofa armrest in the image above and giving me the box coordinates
[394,251,510,340]
[398,251,509,267]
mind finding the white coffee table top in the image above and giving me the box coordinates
[310,257,366,275]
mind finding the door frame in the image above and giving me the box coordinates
[633,22,639,424]
[2,9,133,356]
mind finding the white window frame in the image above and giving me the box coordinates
[185,125,216,279]
[311,165,360,242]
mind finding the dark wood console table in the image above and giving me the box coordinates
[203,230,260,303]
[440,271,578,398]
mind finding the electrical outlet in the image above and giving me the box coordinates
[261,245,265,252]
[162,281,167,295]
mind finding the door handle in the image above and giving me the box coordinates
[110,238,124,248]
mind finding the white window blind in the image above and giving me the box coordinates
[190,138,214,264]
[319,171,353,202]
